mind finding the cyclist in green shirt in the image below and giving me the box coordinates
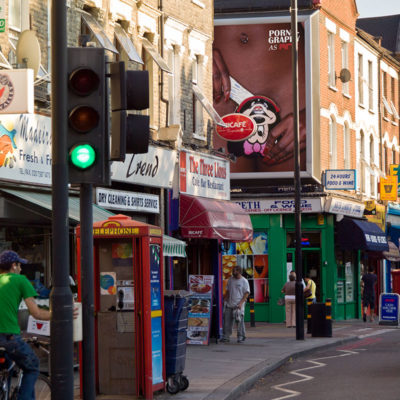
[0,250,51,400]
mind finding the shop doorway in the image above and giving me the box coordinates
[286,249,322,301]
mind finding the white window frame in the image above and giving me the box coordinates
[192,55,204,139]
[329,116,337,169]
[343,122,350,169]
[359,131,365,193]
[167,46,181,126]
[143,38,155,129]
[358,53,364,106]
[341,41,349,95]
[368,60,373,111]
[328,32,336,87]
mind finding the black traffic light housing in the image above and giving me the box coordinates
[110,61,150,161]
[67,47,109,185]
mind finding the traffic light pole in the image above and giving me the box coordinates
[80,184,96,400]
[50,0,74,398]
[291,0,305,340]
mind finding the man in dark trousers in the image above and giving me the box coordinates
[361,266,377,322]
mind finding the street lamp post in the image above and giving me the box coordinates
[290,0,304,340]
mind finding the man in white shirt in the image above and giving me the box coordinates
[221,266,250,343]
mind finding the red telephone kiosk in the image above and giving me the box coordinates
[76,214,165,399]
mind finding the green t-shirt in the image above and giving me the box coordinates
[0,273,38,334]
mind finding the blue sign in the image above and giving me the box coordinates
[379,293,400,325]
[151,316,163,384]
[150,244,161,310]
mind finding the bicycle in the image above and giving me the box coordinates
[0,337,51,400]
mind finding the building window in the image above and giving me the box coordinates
[328,33,335,87]
[143,36,155,128]
[168,46,181,125]
[368,60,373,110]
[369,135,375,196]
[390,77,396,121]
[392,146,396,166]
[192,55,204,138]
[9,0,22,31]
[358,53,364,105]
[341,41,349,95]
[329,116,337,168]
[382,72,392,118]
[360,130,365,193]
[384,145,388,175]
[343,122,350,169]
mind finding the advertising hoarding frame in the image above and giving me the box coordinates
[213,12,320,182]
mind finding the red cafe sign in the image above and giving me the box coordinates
[215,113,256,142]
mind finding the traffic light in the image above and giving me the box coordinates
[67,47,109,185]
[110,61,150,161]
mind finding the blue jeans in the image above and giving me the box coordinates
[0,334,39,400]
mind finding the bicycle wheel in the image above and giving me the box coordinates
[35,375,51,400]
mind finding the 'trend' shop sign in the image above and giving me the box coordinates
[179,150,230,200]
[111,146,177,189]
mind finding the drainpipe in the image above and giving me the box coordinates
[158,0,169,127]
[378,53,383,172]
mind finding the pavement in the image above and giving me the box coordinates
[74,318,398,399]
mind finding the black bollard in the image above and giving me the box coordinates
[249,295,255,327]
[325,298,332,337]
[307,299,312,334]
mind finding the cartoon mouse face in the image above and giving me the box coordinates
[236,96,280,156]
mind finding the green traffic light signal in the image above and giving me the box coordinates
[70,144,96,169]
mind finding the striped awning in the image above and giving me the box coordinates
[163,235,187,258]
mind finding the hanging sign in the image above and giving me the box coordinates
[324,169,356,190]
[215,113,256,142]
[380,176,397,201]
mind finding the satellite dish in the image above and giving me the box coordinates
[16,30,41,78]
[339,68,351,83]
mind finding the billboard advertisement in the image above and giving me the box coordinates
[213,13,319,180]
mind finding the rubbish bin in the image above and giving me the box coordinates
[164,290,190,394]
[310,300,332,338]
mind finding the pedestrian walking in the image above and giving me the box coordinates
[221,265,250,343]
[361,266,377,322]
[304,273,317,303]
[281,271,296,328]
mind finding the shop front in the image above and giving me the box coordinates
[234,196,332,323]
[336,216,389,319]
[174,150,253,339]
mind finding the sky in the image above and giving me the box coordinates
[355,0,400,18]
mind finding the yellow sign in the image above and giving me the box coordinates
[389,164,400,176]
[364,202,386,231]
[380,176,398,201]
[389,164,400,194]
[93,227,140,236]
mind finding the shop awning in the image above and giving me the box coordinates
[179,194,253,241]
[1,188,114,223]
[383,241,400,262]
[337,218,389,252]
[163,235,187,258]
